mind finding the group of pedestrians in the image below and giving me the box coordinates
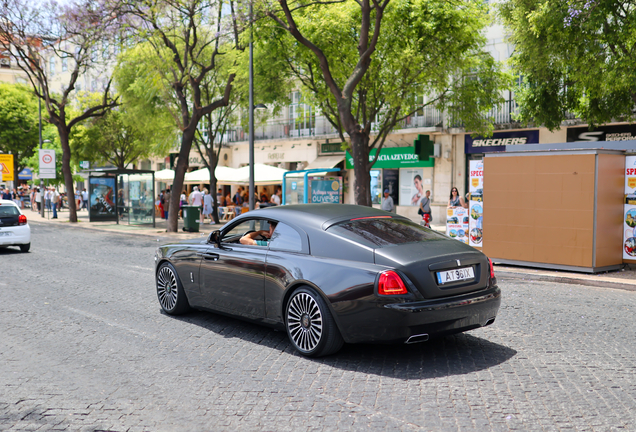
[27,186,61,218]
[155,185,283,223]
[73,189,89,211]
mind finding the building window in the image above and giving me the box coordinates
[49,57,55,76]
[289,91,314,137]
[61,56,68,72]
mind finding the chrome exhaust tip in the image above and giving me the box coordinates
[485,317,496,326]
[405,333,429,344]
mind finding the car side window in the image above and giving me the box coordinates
[221,220,257,242]
[268,222,302,252]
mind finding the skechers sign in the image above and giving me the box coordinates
[465,130,539,154]
[567,124,636,142]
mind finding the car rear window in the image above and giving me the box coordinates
[327,217,445,248]
[0,206,19,217]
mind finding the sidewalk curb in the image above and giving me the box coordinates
[496,270,636,292]
[28,217,209,240]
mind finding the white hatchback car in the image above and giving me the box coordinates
[0,200,31,252]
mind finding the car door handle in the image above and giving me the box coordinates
[198,252,219,261]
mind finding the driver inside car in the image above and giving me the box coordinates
[240,220,277,246]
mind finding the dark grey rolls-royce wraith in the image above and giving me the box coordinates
[154,204,501,357]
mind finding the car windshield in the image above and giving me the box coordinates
[327,217,446,248]
[0,206,19,217]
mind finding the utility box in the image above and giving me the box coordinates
[483,149,624,273]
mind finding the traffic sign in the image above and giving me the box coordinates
[0,154,14,181]
[80,161,90,169]
[39,149,56,179]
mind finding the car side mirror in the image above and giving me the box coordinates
[208,230,220,246]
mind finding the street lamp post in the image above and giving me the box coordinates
[249,2,255,211]
[248,6,268,211]
[38,88,45,218]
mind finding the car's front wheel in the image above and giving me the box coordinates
[285,286,344,357]
[156,262,190,315]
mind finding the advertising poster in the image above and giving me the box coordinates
[399,168,425,206]
[623,156,636,260]
[469,160,484,248]
[446,206,469,244]
[382,169,399,206]
[310,177,342,203]
[89,177,117,221]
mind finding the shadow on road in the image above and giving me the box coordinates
[164,309,516,380]
[0,246,26,255]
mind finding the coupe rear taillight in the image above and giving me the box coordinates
[18,214,27,226]
[378,271,408,295]
[488,258,495,279]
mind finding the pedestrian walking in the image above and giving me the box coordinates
[179,190,187,218]
[51,187,59,219]
[81,189,88,210]
[164,188,171,220]
[381,189,394,212]
[34,188,41,212]
[203,189,213,223]
[44,187,51,211]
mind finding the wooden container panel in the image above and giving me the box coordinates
[484,154,595,267]
[595,154,625,267]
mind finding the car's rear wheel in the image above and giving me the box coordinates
[19,243,30,253]
[156,262,190,315]
[285,286,344,357]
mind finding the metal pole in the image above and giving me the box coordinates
[38,85,44,218]
[248,1,255,211]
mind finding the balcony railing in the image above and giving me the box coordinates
[222,100,567,143]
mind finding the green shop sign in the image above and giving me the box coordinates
[345,146,434,169]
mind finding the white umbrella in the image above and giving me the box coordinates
[184,166,241,184]
[154,169,175,181]
[235,163,288,185]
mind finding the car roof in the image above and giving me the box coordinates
[0,200,18,207]
[240,204,407,229]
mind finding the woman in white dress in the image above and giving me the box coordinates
[202,189,213,223]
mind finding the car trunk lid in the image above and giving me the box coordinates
[374,241,489,299]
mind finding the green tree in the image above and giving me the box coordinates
[191,42,290,223]
[263,0,508,205]
[499,0,636,129]
[0,83,39,177]
[120,0,242,232]
[72,108,173,169]
[0,0,121,222]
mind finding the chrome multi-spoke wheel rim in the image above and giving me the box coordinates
[287,292,323,352]
[157,266,178,311]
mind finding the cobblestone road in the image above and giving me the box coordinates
[0,221,635,431]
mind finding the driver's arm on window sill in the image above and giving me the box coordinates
[240,230,270,245]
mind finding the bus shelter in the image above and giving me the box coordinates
[282,168,342,204]
[87,168,155,227]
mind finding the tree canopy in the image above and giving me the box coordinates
[263,0,509,205]
[499,0,636,129]
[0,0,121,221]
[0,83,39,175]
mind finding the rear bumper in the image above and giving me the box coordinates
[333,286,501,344]
[0,225,31,246]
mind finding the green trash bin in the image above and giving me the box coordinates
[182,205,200,232]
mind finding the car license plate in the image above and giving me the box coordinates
[0,232,11,236]
[437,267,474,285]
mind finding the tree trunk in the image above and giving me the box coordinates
[207,150,220,224]
[350,131,372,206]
[167,128,196,232]
[58,125,78,222]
